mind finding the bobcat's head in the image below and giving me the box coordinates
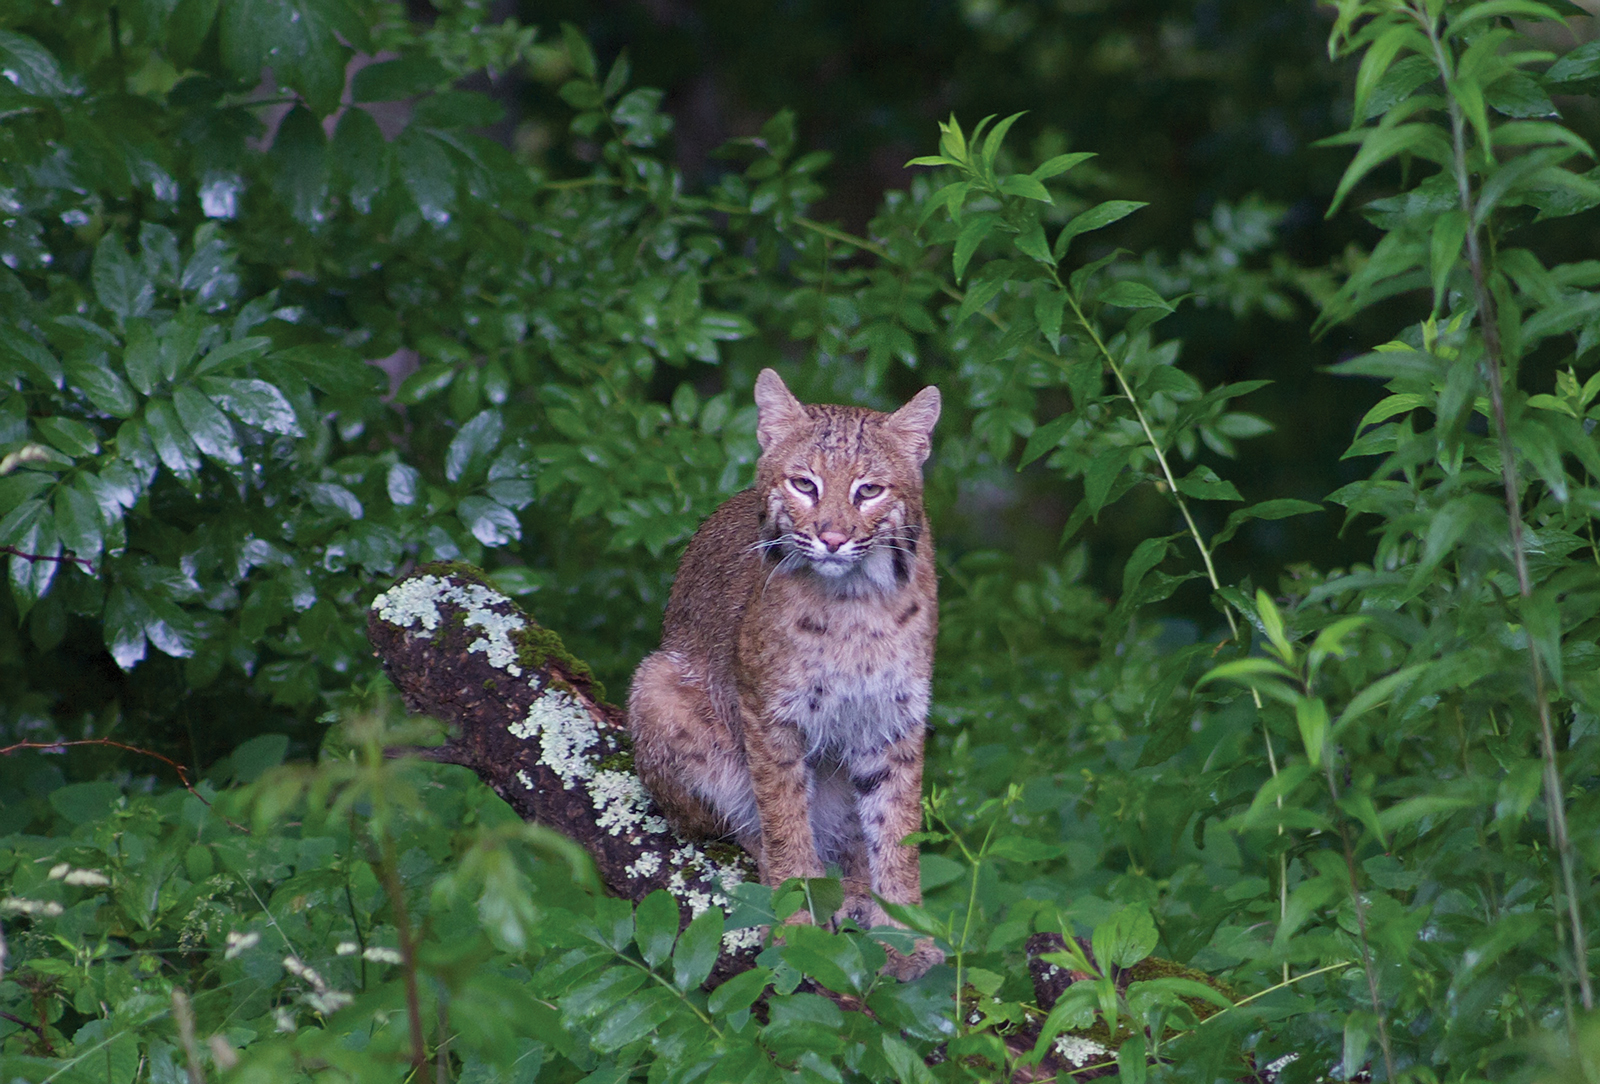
[752,368,940,595]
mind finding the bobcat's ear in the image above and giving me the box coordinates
[888,385,941,464]
[754,368,807,451]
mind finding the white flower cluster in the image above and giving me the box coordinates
[592,769,670,837]
[1053,1034,1110,1067]
[371,574,525,676]
[1263,1052,1300,1076]
[335,942,403,965]
[282,955,353,1015]
[225,930,261,958]
[48,863,110,886]
[1,897,63,917]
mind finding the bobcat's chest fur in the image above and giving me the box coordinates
[743,583,933,762]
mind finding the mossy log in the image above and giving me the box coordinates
[366,562,1249,1081]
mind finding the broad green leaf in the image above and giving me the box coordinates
[672,907,724,991]
[173,385,241,465]
[1174,465,1242,501]
[634,889,680,968]
[35,416,99,458]
[561,22,597,79]
[1083,444,1132,517]
[387,463,421,506]
[334,106,390,215]
[589,988,677,1052]
[457,496,520,546]
[194,336,272,377]
[397,127,457,227]
[352,55,449,102]
[67,352,139,418]
[143,399,200,477]
[53,484,102,564]
[1358,392,1427,430]
[1325,123,1451,216]
[0,29,73,97]
[999,174,1053,203]
[0,326,63,388]
[92,235,154,322]
[270,105,330,226]
[197,377,302,436]
[446,409,505,483]
[1092,904,1157,969]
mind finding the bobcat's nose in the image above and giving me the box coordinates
[818,530,850,552]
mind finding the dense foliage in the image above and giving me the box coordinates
[2,0,1599,1081]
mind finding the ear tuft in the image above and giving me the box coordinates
[754,368,807,451]
[888,385,941,464]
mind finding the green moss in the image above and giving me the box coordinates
[511,622,607,703]
[483,678,499,692]
[597,749,635,774]
[702,842,748,868]
[1125,956,1236,1021]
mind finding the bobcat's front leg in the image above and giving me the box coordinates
[741,697,826,910]
[851,726,944,979]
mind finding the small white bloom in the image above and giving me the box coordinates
[225,930,261,959]
[363,947,403,965]
[335,941,359,956]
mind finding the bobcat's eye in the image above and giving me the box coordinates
[854,483,885,502]
[789,477,819,498]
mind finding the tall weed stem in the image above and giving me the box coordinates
[1414,1,1592,1012]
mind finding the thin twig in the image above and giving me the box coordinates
[0,546,95,575]
[0,739,250,834]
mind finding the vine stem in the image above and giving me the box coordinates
[1414,1,1592,1014]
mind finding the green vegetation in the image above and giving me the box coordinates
[3,0,1600,1080]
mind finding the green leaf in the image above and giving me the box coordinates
[953,213,997,281]
[270,105,330,227]
[53,484,102,564]
[457,496,520,546]
[1325,123,1451,216]
[334,106,390,215]
[1174,465,1242,501]
[194,336,272,377]
[633,889,680,968]
[1083,445,1133,517]
[562,23,598,79]
[1055,200,1147,257]
[1098,280,1175,312]
[882,1034,937,1084]
[672,906,724,991]
[1019,411,1073,468]
[104,583,148,669]
[167,0,221,67]
[1295,695,1330,769]
[352,55,449,102]
[589,988,676,1052]
[4,497,57,614]
[415,90,506,130]
[92,235,154,322]
[446,409,505,484]
[35,416,99,458]
[1014,218,1053,265]
[0,326,63,389]
[1093,904,1158,969]
[0,29,74,97]
[999,174,1053,203]
[1358,392,1427,430]
[980,111,1026,172]
[144,399,200,477]
[387,463,421,506]
[197,377,302,436]
[397,127,457,227]
[954,273,1007,327]
[67,352,139,418]
[173,385,242,465]
[1031,151,1095,181]
[1034,289,1064,351]
[1118,1034,1148,1084]
[707,967,773,1017]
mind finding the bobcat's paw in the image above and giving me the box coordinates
[880,937,943,981]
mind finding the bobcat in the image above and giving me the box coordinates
[629,368,944,980]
